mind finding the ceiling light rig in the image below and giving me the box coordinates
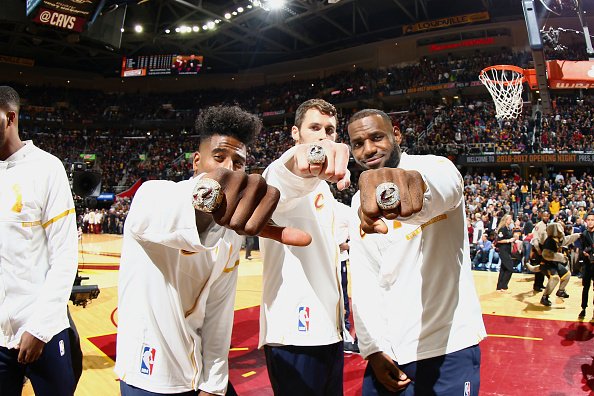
[163,0,287,36]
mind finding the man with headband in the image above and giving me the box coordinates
[115,106,310,396]
[259,99,350,395]
[346,109,486,395]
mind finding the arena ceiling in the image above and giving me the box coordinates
[1,0,532,76]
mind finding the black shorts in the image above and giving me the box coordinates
[542,262,569,279]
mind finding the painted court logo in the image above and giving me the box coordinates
[298,306,310,332]
[464,381,471,396]
[140,345,156,375]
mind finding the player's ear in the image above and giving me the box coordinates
[393,126,402,145]
[291,126,300,143]
[192,151,201,172]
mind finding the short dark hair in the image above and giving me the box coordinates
[0,86,20,112]
[348,109,393,127]
[194,105,261,147]
[294,99,336,128]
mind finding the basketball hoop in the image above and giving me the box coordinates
[479,65,526,120]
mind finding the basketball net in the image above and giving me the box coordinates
[479,65,526,120]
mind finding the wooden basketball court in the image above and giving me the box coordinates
[24,233,594,395]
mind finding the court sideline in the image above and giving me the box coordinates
[24,234,594,395]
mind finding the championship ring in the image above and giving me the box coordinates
[375,182,400,211]
[306,144,326,165]
[192,178,223,213]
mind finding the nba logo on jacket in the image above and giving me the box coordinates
[140,345,156,375]
[464,381,471,396]
[298,306,310,332]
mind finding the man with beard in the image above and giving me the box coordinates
[346,109,486,395]
[259,99,350,396]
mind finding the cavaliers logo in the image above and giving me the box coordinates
[314,193,324,210]
[12,184,23,213]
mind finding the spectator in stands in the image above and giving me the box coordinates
[473,233,493,271]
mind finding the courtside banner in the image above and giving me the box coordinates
[459,153,594,166]
[547,60,594,89]
[33,7,87,32]
[403,12,490,34]
[40,0,99,17]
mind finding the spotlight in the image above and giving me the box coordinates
[134,24,143,33]
[224,12,231,19]
[267,0,285,10]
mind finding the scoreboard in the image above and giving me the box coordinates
[121,54,204,77]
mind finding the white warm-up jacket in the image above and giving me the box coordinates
[349,153,486,364]
[115,177,242,395]
[0,141,78,348]
[259,146,343,348]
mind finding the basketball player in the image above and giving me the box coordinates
[115,106,310,396]
[0,86,79,396]
[259,99,351,395]
[347,109,486,395]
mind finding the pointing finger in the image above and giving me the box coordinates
[259,224,312,246]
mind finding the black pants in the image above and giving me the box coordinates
[67,308,83,387]
[582,262,594,309]
[0,329,75,396]
[533,272,545,289]
[264,343,344,396]
[245,236,257,258]
[496,251,514,290]
[532,252,546,289]
[341,260,351,331]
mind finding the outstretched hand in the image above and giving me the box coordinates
[358,168,425,234]
[288,140,351,191]
[196,168,311,246]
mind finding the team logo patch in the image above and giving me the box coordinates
[140,345,156,375]
[314,193,325,209]
[298,306,310,332]
[59,339,65,357]
[464,381,471,396]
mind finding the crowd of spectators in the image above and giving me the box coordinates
[464,170,593,275]
[12,44,594,227]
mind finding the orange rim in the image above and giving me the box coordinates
[480,65,526,86]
